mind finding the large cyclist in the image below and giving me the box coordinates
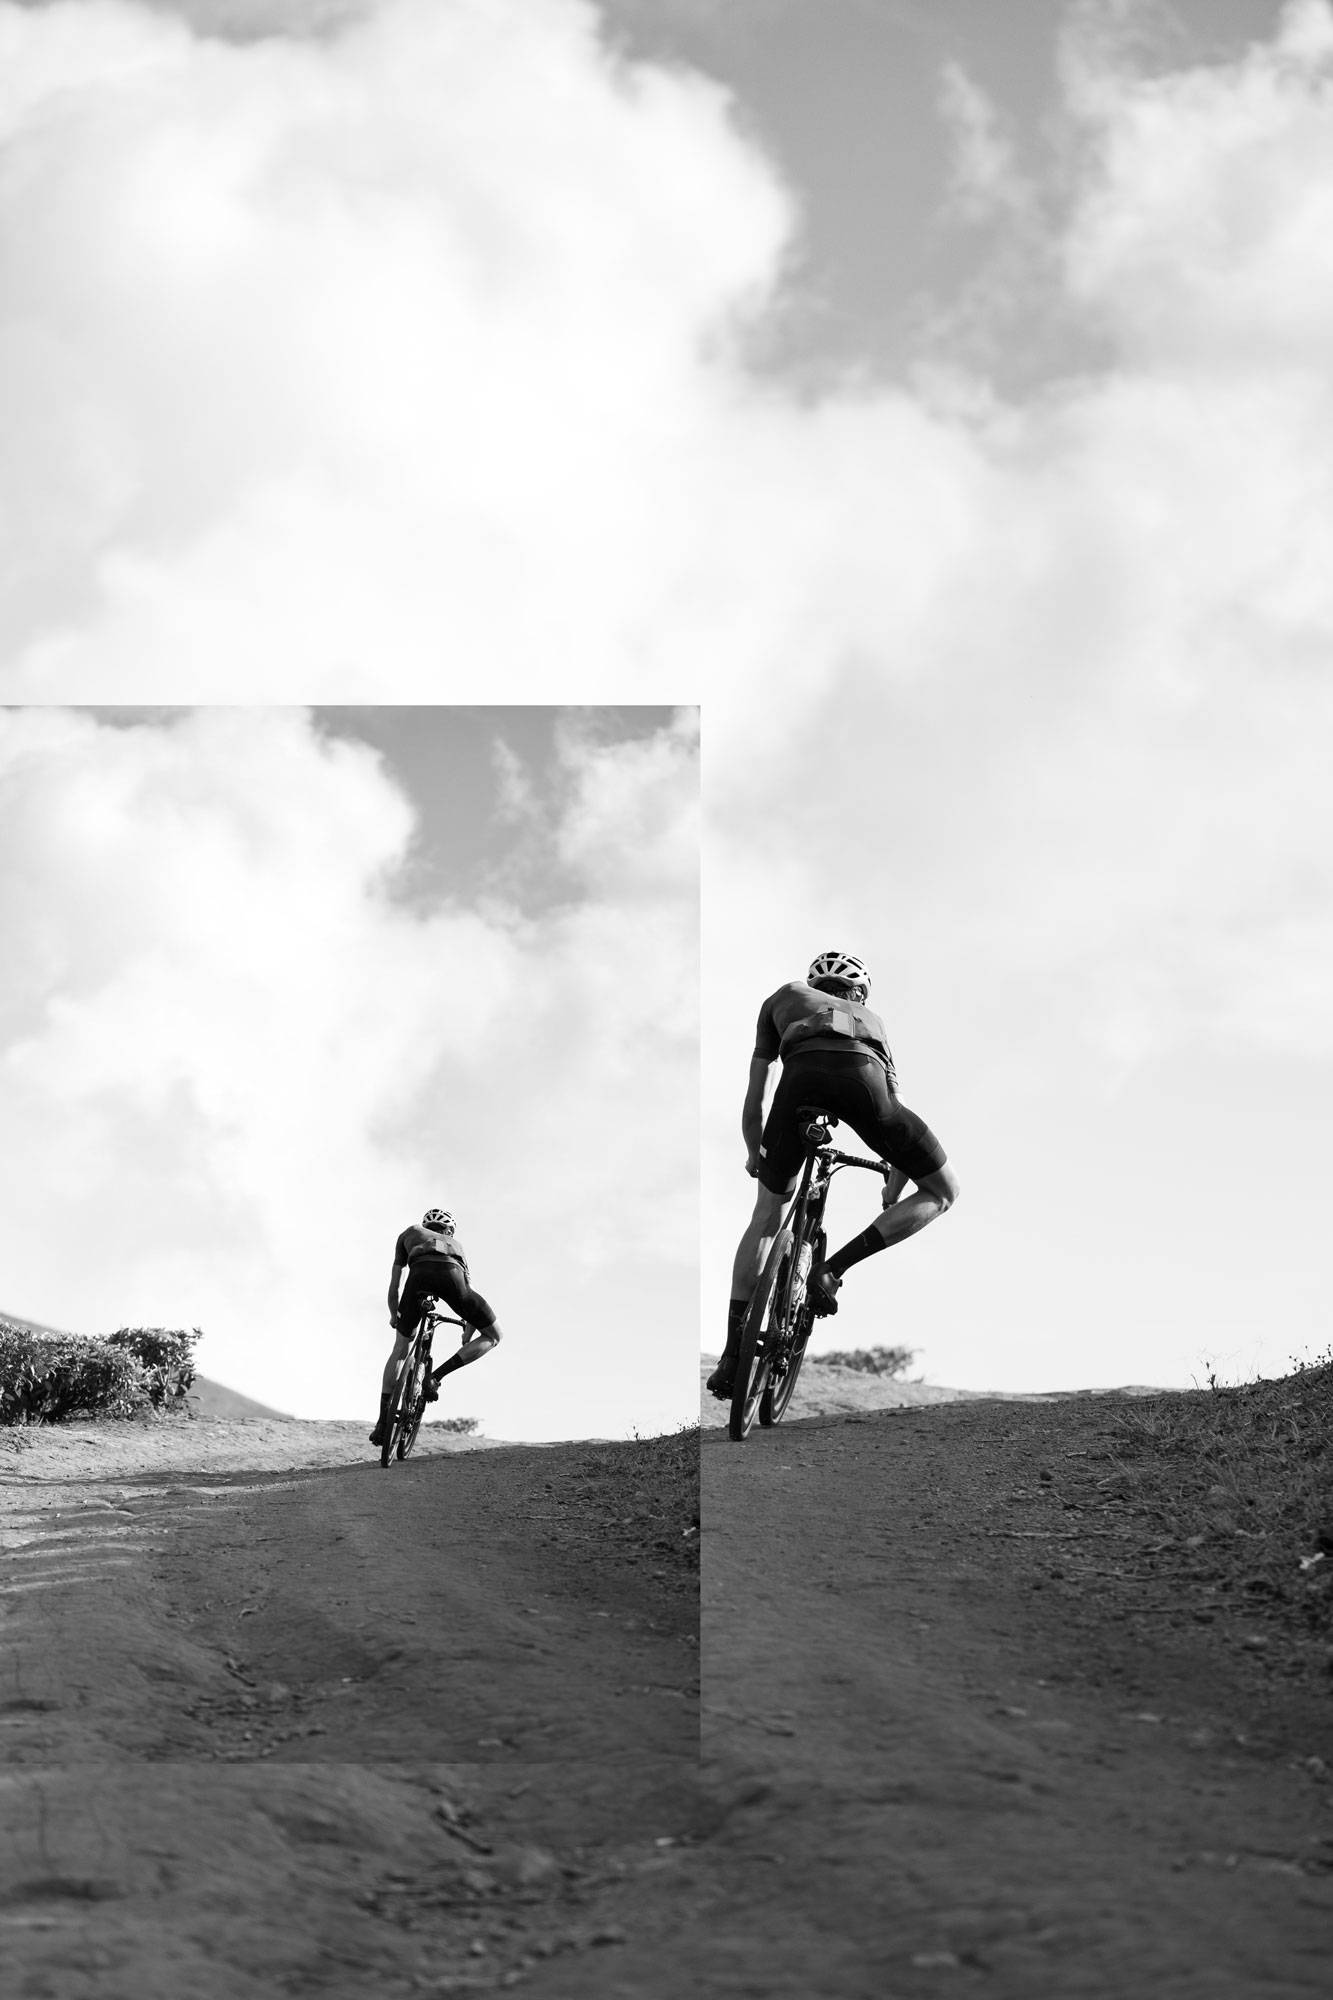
[708,951,959,1400]
[369,1207,503,1448]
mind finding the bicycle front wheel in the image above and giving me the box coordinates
[728,1229,793,1442]
[381,1352,411,1468]
[398,1351,429,1460]
[760,1226,824,1427]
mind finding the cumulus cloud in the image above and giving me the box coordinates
[0,706,698,1432]
[0,0,793,697]
[707,0,1333,1068]
[938,60,1032,223]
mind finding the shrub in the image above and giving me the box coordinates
[436,1415,480,1435]
[106,1326,199,1408]
[0,1321,201,1426]
[811,1344,914,1377]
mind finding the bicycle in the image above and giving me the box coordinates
[380,1303,465,1468]
[728,1108,892,1442]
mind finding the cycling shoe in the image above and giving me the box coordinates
[808,1266,842,1316]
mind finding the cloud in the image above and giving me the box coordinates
[703,0,1333,1068]
[1060,0,1333,362]
[0,706,698,1431]
[938,60,1032,223]
[0,0,792,697]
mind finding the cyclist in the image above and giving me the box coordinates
[369,1207,504,1448]
[708,951,959,1399]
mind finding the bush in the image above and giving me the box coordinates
[0,1322,200,1426]
[106,1326,199,1408]
[436,1415,480,1435]
[811,1344,914,1377]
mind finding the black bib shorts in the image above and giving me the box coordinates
[397,1256,496,1340]
[757,1049,948,1197]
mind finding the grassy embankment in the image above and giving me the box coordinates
[1077,1360,1333,1656]
[528,1423,700,1587]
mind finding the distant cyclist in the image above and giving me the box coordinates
[369,1208,503,1448]
[708,951,959,1399]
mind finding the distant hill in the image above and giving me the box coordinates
[186,1375,292,1421]
[1,1306,68,1338]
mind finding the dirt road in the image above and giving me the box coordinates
[8,1397,1332,1996]
[2,1421,698,1998]
[702,1400,1333,1999]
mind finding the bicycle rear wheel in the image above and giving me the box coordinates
[728,1229,793,1442]
[760,1226,824,1426]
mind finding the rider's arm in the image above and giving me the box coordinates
[741,1055,771,1172]
[387,1256,404,1317]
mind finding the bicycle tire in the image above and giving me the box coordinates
[728,1229,793,1441]
[380,1352,411,1468]
[380,1385,400,1468]
[398,1351,429,1460]
[761,1226,824,1426]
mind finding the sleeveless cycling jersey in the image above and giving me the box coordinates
[753,981,898,1088]
[396,1224,469,1272]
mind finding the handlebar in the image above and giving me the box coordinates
[824,1147,891,1178]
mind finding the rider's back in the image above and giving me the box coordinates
[754,980,898,1086]
[397,1223,470,1274]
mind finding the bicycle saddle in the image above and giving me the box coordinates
[795,1106,836,1145]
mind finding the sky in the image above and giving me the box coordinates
[2,0,1331,1393]
[0,704,700,1437]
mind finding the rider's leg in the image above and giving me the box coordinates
[380,1331,411,1396]
[432,1320,502,1383]
[812,1162,960,1310]
[730,1182,787,1303]
[709,1183,786,1395]
[371,1330,411,1443]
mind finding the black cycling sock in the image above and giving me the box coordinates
[825,1226,887,1279]
[720,1297,747,1364]
[435,1330,497,1379]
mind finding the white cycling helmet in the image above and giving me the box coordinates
[808,950,871,993]
[422,1206,455,1232]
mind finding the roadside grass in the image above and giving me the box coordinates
[552,1424,699,1582]
[1098,1358,1333,1644]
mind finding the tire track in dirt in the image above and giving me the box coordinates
[2,1434,699,1997]
[701,1402,1333,1999]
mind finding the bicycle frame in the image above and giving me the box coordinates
[728,1111,891,1442]
[381,1302,465,1467]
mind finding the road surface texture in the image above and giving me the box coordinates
[2,1420,698,1997]
[703,1399,1333,1999]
